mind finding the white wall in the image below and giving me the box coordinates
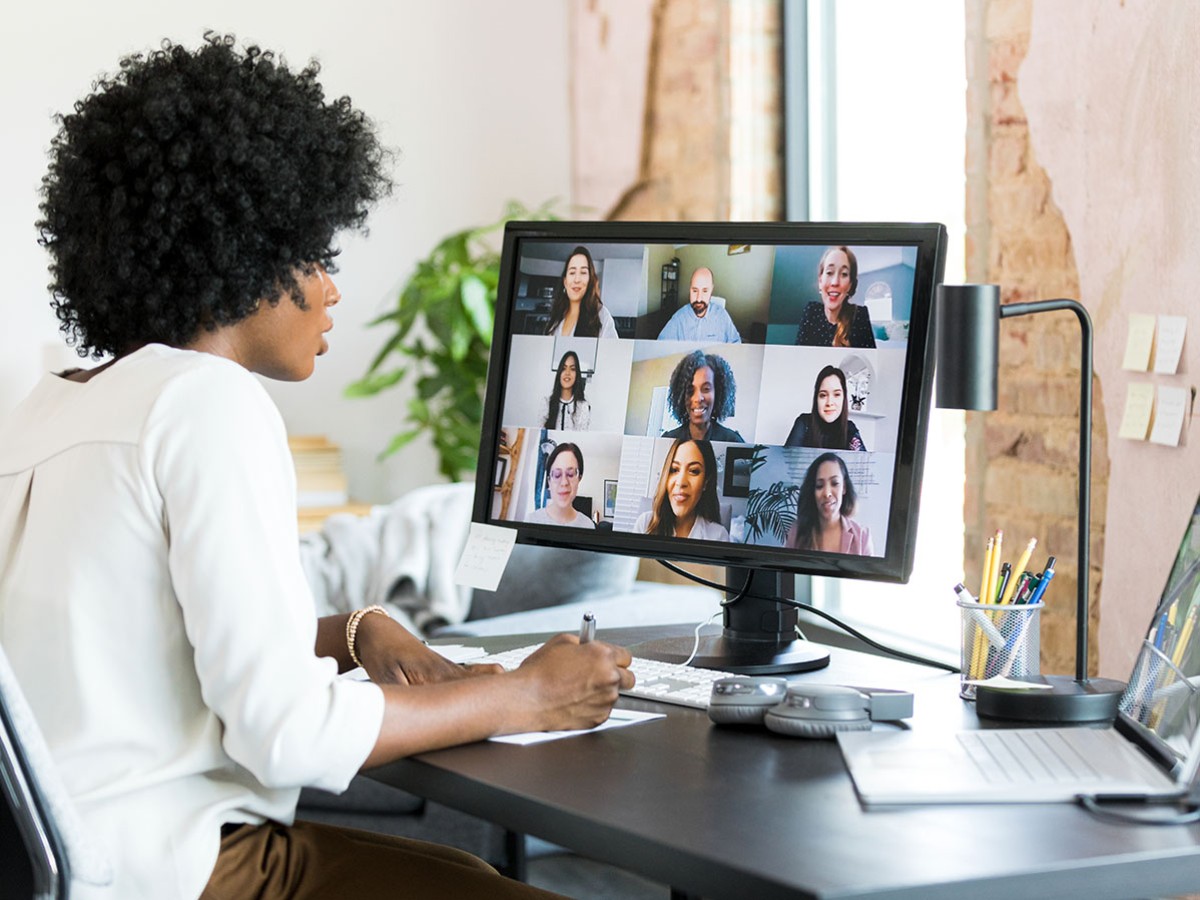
[3,0,571,503]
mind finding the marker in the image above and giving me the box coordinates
[1001,537,1038,605]
[1027,557,1057,605]
[954,584,1005,649]
[995,563,1012,606]
[579,611,596,644]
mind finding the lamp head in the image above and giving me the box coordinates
[934,283,1001,411]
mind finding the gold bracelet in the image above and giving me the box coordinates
[346,605,389,669]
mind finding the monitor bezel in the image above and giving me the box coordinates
[473,220,948,585]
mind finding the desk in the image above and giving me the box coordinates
[369,627,1200,899]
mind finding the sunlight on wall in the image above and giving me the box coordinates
[822,0,967,657]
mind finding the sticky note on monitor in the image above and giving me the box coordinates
[1118,382,1155,440]
[1149,385,1188,447]
[455,523,517,591]
[1153,315,1187,375]
[1122,314,1156,371]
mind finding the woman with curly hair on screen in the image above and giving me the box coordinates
[635,438,729,541]
[0,34,629,900]
[660,349,744,442]
[785,452,874,555]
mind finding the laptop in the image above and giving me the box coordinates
[838,497,1200,805]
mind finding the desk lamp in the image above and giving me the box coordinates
[934,284,1125,723]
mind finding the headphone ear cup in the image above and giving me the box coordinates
[708,704,772,726]
[763,711,871,739]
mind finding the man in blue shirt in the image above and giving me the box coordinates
[657,267,742,342]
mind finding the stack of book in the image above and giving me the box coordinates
[288,435,371,533]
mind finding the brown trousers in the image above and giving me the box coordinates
[201,821,564,899]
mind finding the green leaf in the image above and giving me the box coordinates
[378,428,422,459]
[343,367,407,397]
[459,274,494,344]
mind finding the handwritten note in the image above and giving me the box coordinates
[1153,315,1188,375]
[1118,382,1155,440]
[1122,314,1156,371]
[454,523,517,591]
[1149,385,1189,447]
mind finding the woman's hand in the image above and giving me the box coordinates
[512,634,636,732]
[354,613,502,685]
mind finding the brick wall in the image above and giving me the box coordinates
[965,0,1109,675]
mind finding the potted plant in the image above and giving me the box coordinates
[346,201,556,481]
[742,447,798,544]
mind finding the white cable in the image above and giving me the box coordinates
[682,612,723,667]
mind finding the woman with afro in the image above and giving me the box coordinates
[660,348,745,442]
[0,34,630,899]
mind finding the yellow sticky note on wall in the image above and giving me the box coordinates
[1118,382,1155,440]
[1122,314,1156,371]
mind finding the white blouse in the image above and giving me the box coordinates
[551,304,618,338]
[0,345,383,899]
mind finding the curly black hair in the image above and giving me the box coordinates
[38,33,392,357]
[667,349,737,425]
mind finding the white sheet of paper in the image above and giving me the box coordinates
[454,523,517,592]
[429,644,489,664]
[1118,382,1156,440]
[1149,385,1189,446]
[489,708,666,745]
[1154,315,1188,374]
[1122,313,1156,371]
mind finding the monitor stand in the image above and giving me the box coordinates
[629,568,831,675]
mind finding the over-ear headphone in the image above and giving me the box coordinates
[708,678,914,739]
[763,684,872,738]
[707,676,788,725]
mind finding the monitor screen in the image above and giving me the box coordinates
[474,221,947,586]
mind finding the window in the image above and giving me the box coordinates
[786,0,967,659]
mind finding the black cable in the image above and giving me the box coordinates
[1077,793,1200,826]
[656,560,960,674]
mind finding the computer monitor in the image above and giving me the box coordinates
[473,221,948,673]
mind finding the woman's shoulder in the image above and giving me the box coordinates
[634,510,652,531]
[695,517,730,541]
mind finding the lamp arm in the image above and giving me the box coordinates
[999,299,1092,682]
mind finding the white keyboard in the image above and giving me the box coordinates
[475,643,737,710]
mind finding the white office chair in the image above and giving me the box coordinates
[0,642,113,899]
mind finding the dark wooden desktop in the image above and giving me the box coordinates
[368,627,1200,900]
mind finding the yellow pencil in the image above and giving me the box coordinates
[1000,537,1037,605]
[1173,605,1198,667]
[980,537,995,606]
[988,530,1004,603]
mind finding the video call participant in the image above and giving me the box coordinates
[544,245,618,338]
[785,452,874,555]
[635,439,729,541]
[526,442,595,528]
[660,349,745,442]
[784,365,866,451]
[1,35,626,899]
[794,246,876,349]
[543,350,590,430]
[656,266,742,343]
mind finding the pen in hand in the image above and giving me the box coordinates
[578,611,596,644]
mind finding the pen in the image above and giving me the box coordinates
[579,611,596,644]
[1027,557,1057,605]
[995,563,1012,606]
[1001,537,1037,604]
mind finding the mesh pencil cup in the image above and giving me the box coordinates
[957,599,1043,700]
